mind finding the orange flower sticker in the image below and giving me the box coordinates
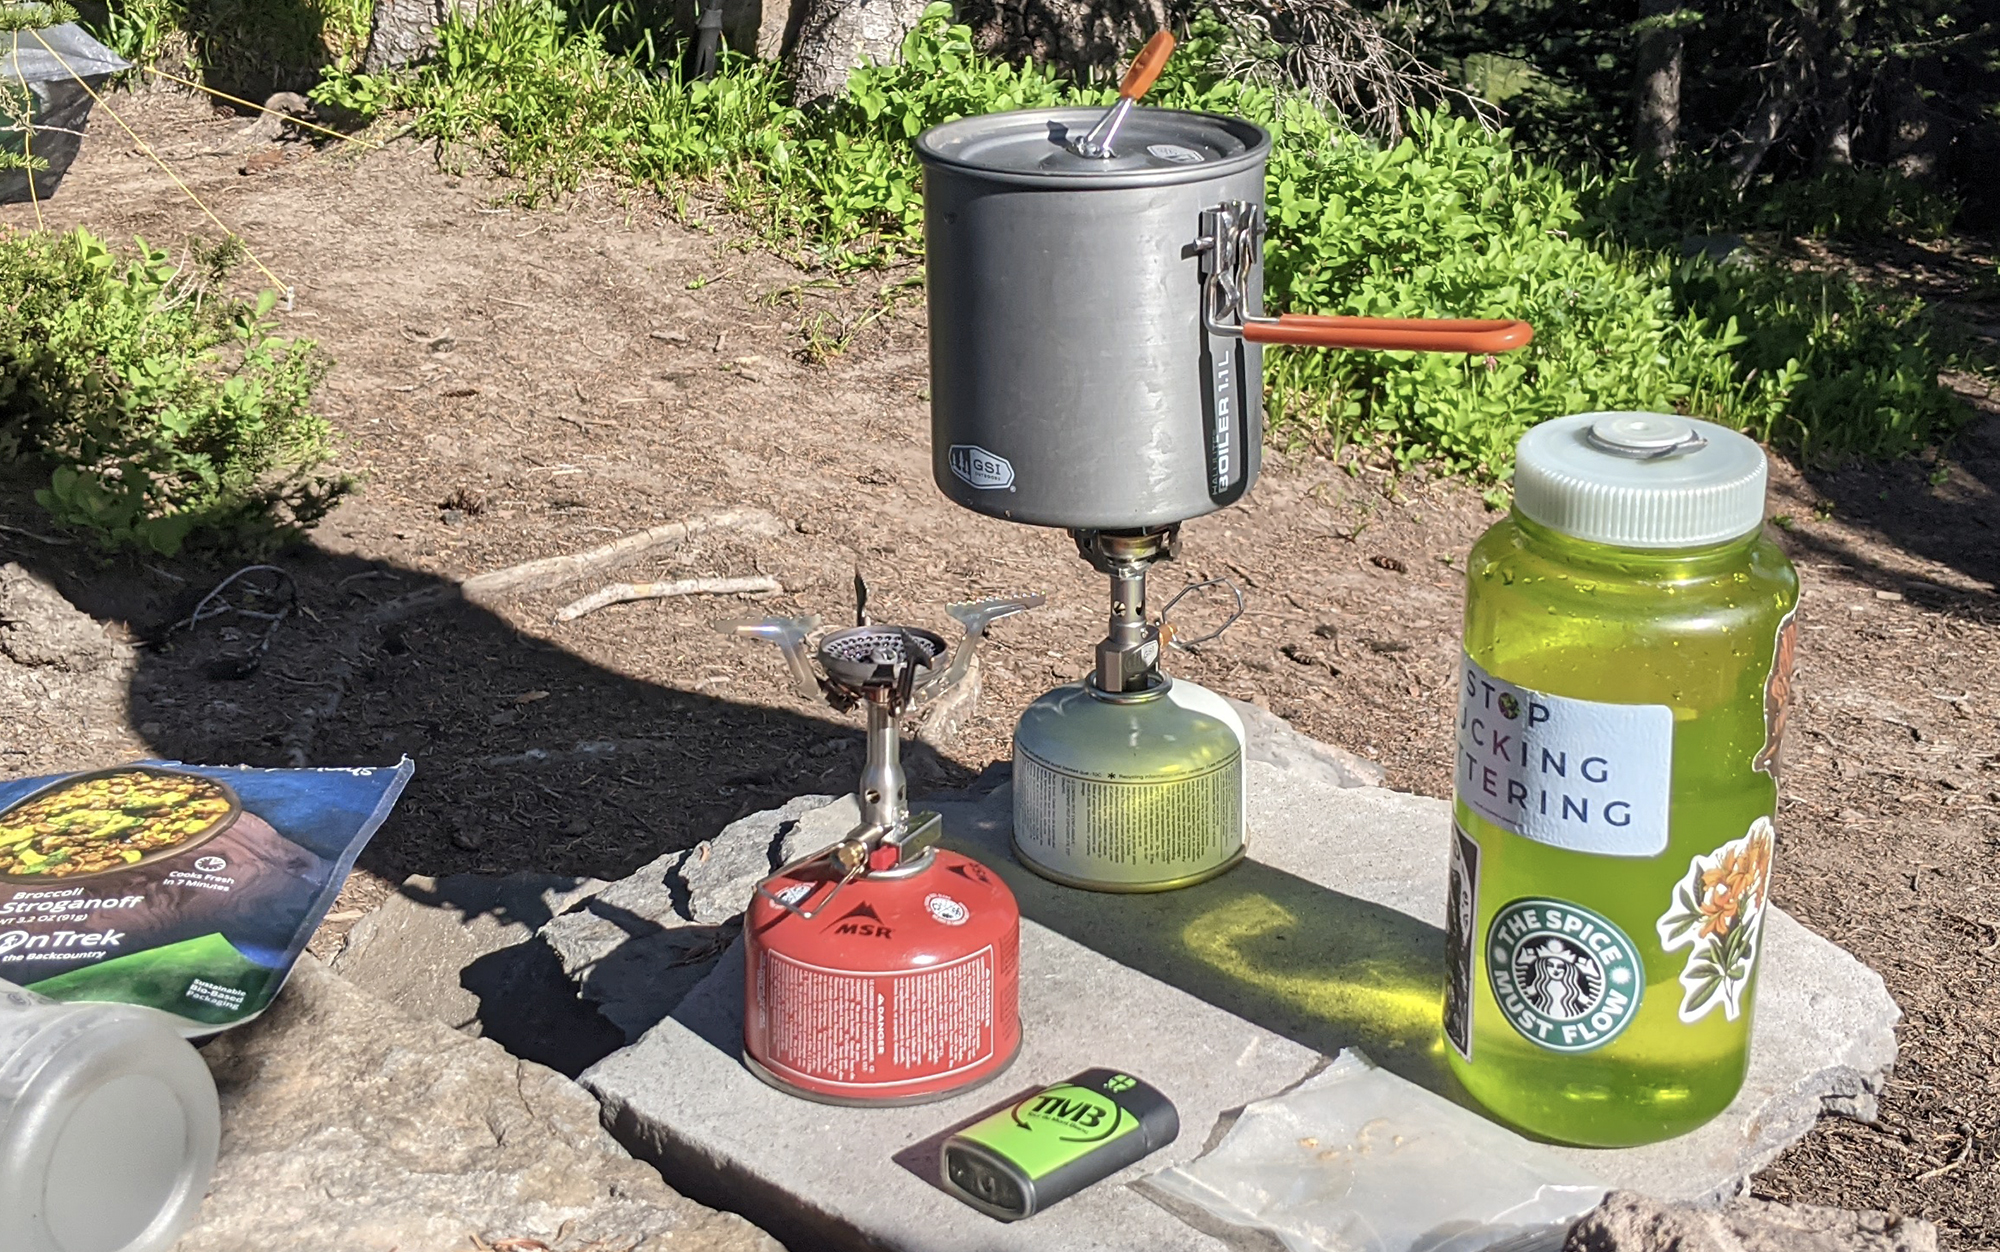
[1658,819,1778,1022]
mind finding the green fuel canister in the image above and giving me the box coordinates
[1444,413,1799,1148]
[941,1069,1179,1221]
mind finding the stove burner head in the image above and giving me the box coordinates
[816,625,948,693]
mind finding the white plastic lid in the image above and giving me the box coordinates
[1513,413,1768,549]
[0,999,220,1252]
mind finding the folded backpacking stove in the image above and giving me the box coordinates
[718,594,1040,1104]
[913,35,1533,891]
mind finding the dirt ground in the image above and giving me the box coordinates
[3,89,1996,1243]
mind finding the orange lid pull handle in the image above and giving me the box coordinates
[1121,32,1176,101]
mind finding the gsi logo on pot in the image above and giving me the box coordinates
[949,445,1015,491]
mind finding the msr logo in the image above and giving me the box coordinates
[948,445,1015,491]
[829,901,892,940]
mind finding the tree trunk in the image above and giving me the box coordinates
[362,0,484,73]
[958,0,1169,82]
[788,0,931,104]
[1732,87,1797,190]
[1814,0,1857,168]
[1732,10,1810,191]
[1882,74,1940,181]
[1632,0,1684,167]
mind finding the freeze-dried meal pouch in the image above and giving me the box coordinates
[0,760,412,1033]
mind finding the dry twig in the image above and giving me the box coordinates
[0,522,73,546]
[364,508,785,626]
[554,575,782,622]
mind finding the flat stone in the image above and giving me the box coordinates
[539,794,851,1040]
[585,922,1326,1252]
[1228,697,1386,788]
[174,957,780,1252]
[1218,762,1900,1202]
[1565,1190,1937,1252]
[0,562,117,673]
[573,715,1898,1247]
[331,872,623,1075]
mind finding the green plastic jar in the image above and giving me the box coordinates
[1443,412,1799,1148]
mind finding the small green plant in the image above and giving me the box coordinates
[0,227,346,555]
[0,2,80,31]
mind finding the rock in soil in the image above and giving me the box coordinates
[0,562,140,776]
[538,792,851,1041]
[0,562,116,672]
[1566,1190,1938,1252]
[174,957,782,1252]
[331,871,624,1075]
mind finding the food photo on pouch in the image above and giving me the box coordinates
[2,5,1992,1252]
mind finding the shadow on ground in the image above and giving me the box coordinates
[0,464,978,1073]
[1791,410,2000,601]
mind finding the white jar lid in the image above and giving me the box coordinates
[1513,412,1769,549]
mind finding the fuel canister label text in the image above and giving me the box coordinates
[1456,654,1672,857]
[948,445,1015,491]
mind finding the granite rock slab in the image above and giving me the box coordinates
[331,871,623,1075]
[173,957,780,1252]
[538,793,853,1040]
[585,923,1327,1252]
[936,768,1900,1202]
[580,751,1898,1249]
[1228,696,1387,789]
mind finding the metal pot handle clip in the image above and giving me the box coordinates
[1196,201,1536,353]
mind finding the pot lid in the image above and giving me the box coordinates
[916,107,1270,188]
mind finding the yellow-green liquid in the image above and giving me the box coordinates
[1449,514,1798,1147]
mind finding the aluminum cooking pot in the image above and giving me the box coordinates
[916,107,1531,531]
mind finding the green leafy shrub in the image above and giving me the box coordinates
[0,228,345,555]
[0,3,80,31]
[335,1,1969,476]
[322,3,1075,265]
[1672,258,1966,461]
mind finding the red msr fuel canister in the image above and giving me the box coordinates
[718,601,1041,1106]
[745,828,1021,1104]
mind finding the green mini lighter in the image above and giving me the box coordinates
[940,1068,1179,1221]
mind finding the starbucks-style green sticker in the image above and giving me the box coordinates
[1486,898,1642,1053]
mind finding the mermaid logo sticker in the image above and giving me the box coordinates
[1486,898,1642,1053]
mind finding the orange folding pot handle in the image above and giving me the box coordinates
[1120,31,1176,100]
[1241,314,1535,354]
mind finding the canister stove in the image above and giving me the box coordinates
[720,595,1039,1105]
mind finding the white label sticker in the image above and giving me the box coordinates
[1147,143,1206,164]
[947,444,1015,490]
[1456,654,1672,857]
